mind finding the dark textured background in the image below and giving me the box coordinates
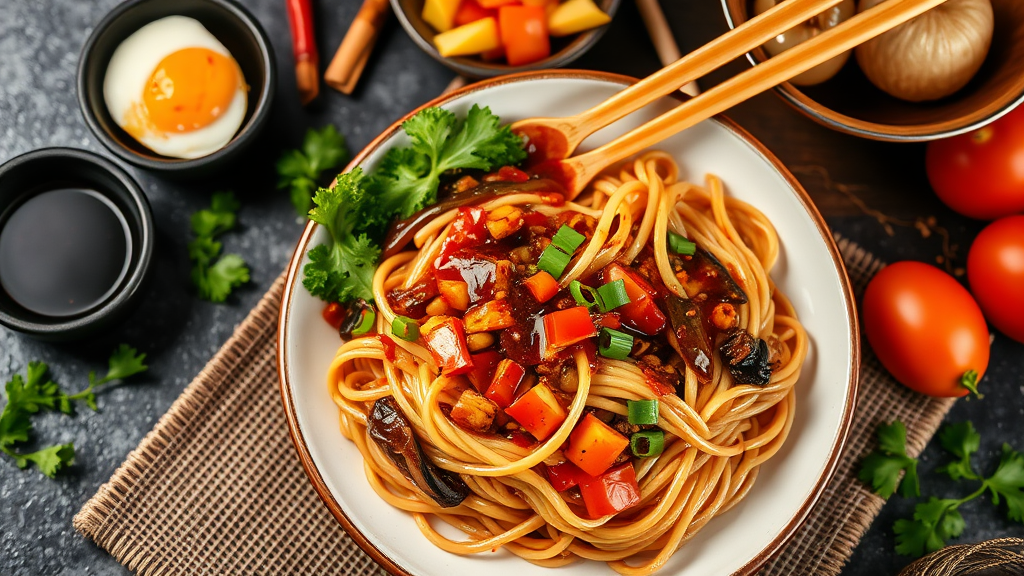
[0,0,1021,575]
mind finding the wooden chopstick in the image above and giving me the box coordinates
[565,0,949,193]
[529,0,845,153]
[634,0,699,96]
[324,0,390,95]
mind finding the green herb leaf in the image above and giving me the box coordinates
[302,170,380,303]
[191,191,239,237]
[858,421,920,498]
[189,193,250,302]
[0,363,76,477]
[8,444,75,477]
[937,421,981,481]
[196,254,251,303]
[894,497,965,557]
[985,443,1024,522]
[277,125,349,216]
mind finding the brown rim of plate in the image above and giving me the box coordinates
[718,0,1024,142]
[276,69,861,576]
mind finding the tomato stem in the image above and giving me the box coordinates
[960,370,983,399]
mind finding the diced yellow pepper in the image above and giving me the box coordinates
[547,0,611,37]
[422,0,461,33]
[433,17,501,57]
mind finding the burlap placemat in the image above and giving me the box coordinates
[73,237,956,576]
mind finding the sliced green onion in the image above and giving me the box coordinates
[570,280,600,309]
[631,430,665,458]
[598,327,633,360]
[597,279,630,312]
[627,399,659,425]
[391,316,420,341]
[668,231,696,256]
[551,225,586,253]
[351,307,377,336]
[537,245,571,278]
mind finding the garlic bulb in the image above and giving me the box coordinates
[855,0,993,102]
[754,0,856,86]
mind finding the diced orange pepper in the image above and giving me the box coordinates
[543,306,597,350]
[524,271,559,303]
[579,462,641,517]
[498,5,550,66]
[504,383,566,440]
[566,413,629,476]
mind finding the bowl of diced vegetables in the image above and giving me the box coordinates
[391,0,620,77]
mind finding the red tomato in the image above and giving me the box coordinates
[862,261,990,397]
[321,302,345,329]
[498,5,550,66]
[967,215,1024,344]
[925,107,1024,220]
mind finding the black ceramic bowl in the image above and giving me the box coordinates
[77,0,275,176]
[392,0,621,78]
[0,148,154,341]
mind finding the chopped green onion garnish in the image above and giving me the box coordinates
[627,399,659,425]
[537,245,571,278]
[598,327,633,360]
[551,225,586,253]
[570,280,600,309]
[631,430,664,458]
[597,279,630,312]
[668,231,696,256]
[391,316,420,341]
[351,307,377,336]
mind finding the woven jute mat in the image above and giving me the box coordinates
[73,237,956,576]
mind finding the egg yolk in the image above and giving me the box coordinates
[142,47,240,133]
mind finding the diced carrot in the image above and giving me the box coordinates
[566,413,629,476]
[524,271,559,303]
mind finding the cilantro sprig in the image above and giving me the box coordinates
[858,421,921,498]
[302,105,526,305]
[189,192,250,302]
[859,419,1024,558]
[0,346,148,477]
[277,125,349,216]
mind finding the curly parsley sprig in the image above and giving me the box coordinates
[277,125,349,216]
[0,346,148,477]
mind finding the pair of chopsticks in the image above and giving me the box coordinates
[514,0,949,198]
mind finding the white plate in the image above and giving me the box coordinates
[278,71,859,576]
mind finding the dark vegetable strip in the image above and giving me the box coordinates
[665,294,714,384]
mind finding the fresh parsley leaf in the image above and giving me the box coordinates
[189,192,250,302]
[64,344,149,412]
[937,421,982,481]
[368,105,526,229]
[859,420,920,498]
[0,363,75,477]
[894,497,965,557]
[277,125,349,216]
[985,443,1024,522]
[302,170,379,303]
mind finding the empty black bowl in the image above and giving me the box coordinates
[0,148,154,341]
[77,0,275,177]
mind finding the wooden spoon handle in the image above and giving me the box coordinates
[564,0,847,145]
[567,0,949,193]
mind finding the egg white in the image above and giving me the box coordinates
[103,16,248,159]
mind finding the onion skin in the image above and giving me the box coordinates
[855,0,993,102]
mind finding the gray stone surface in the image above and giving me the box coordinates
[0,0,1021,575]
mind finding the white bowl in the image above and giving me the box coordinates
[277,71,860,576]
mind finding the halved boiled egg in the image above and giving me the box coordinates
[103,16,248,159]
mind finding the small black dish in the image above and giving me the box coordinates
[77,0,275,177]
[0,148,154,341]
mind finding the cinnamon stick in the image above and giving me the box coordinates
[324,0,390,95]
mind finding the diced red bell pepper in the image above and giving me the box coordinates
[602,263,667,335]
[484,165,530,183]
[436,206,488,267]
[466,349,502,391]
[522,211,549,228]
[504,383,566,441]
[498,5,551,66]
[507,429,535,448]
[477,0,517,6]
[524,270,559,303]
[546,461,588,492]
[421,316,474,376]
[543,306,597,351]
[566,413,629,476]
[454,0,496,26]
[322,302,346,329]
[579,462,641,518]
[379,334,397,362]
[485,358,525,408]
